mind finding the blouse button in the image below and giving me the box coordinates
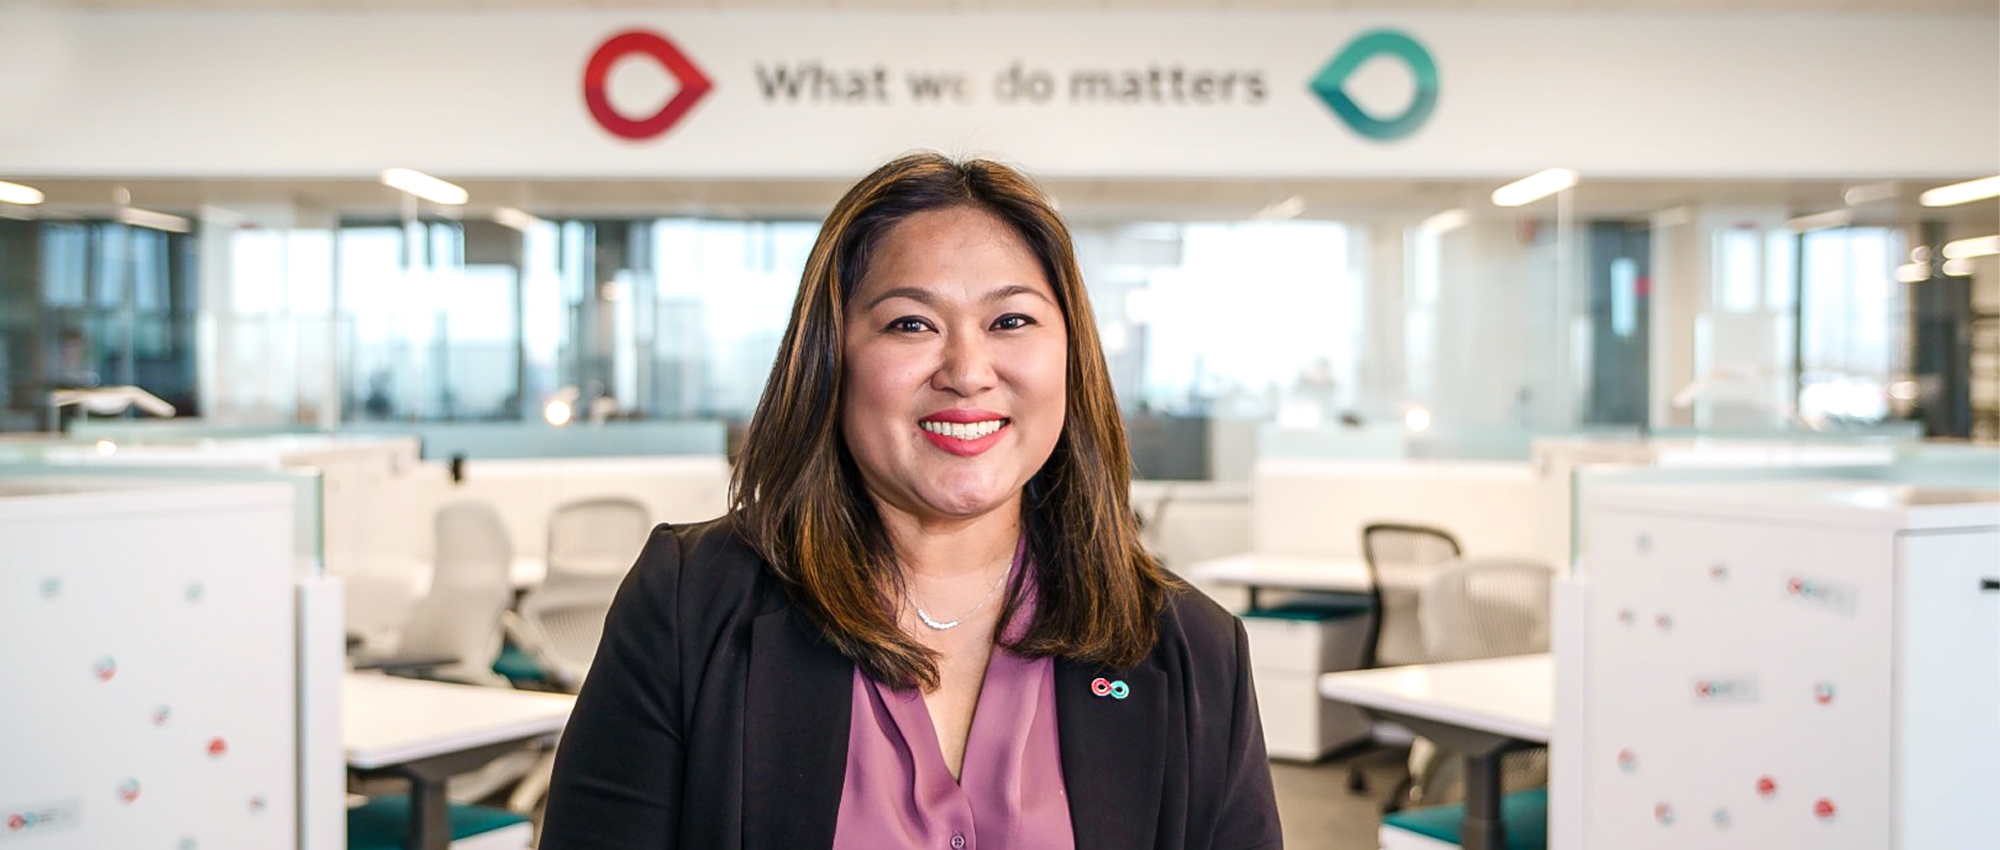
[950,834,966,850]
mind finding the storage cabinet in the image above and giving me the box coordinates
[1571,479,1999,850]
[1242,607,1374,761]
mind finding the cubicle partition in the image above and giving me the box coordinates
[1251,458,1548,562]
[0,478,311,850]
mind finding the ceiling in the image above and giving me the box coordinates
[12,0,1994,224]
[13,175,1997,231]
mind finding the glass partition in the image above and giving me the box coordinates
[0,456,324,573]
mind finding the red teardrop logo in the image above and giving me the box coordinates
[207,737,228,758]
[1756,776,1777,796]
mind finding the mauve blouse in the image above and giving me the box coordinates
[830,543,1076,850]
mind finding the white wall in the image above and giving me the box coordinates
[0,9,1992,179]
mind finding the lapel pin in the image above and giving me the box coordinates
[1091,677,1129,699]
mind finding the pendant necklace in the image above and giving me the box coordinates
[910,559,1013,631]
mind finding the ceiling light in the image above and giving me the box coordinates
[1842,182,1897,206]
[492,206,544,232]
[1941,258,1974,277]
[1491,168,1577,207]
[1786,209,1852,232]
[1419,208,1469,235]
[380,168,468,206]
[1251,196,1305,222]
[116,207,191,233]
[1896,262,1930,283]
[1941,235,1999,260]
[0,180,45,205]
[1919,175,2000,208]
[1651,206,1695,229]
[1404,406,1432,433]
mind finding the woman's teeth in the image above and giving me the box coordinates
[921,420,1005,440]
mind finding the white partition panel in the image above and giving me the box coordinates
[0,481,298,850]
[1251,459,1544,561]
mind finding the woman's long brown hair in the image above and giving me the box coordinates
[731,152,1170,691]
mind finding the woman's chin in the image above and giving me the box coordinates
[911,487,1020,523]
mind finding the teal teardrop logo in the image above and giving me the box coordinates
[1309,29,1438,142]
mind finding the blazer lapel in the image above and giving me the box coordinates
[1056,657,1166,848]
[744,604,854,850]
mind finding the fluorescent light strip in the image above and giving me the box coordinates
[1941,258,1974,277]
[1941,235,1999,260]
[117,207,191,233]
[1419,208,1469,235]
[1919,175,2000,208]
[1251,196,1305,222]
[1491,168,1578,207]
[492,206,544,232]
[0,180,44,205]
[380,168,469,206]
[1651,206,1695,229]
[1896,263,1930,283]
[1786,209,1852,232]
[1842,182,1898,206]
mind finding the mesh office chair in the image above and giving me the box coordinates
[507,497,650,688]
[1406,556,1556,808]
[1346,522,1464,800]
[392,499,517,687]
[500,497,651,816]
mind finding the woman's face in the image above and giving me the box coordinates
[840,205,1068,528]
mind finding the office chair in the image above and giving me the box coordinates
[544,496,652,587]
[506,497,649,686]
[392,499,517,687]
[499,497,651,816]
[1345,522,1464,802]
[1405,556,1556,808]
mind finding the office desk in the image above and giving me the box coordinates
[1318,654,1552,850]
[1183,553,1372,610]
[344,673,575,850]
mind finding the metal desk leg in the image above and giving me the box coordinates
[351,738,535,850]
[409,776,451,850]
[1461,750,1504,850]
[1247,585,1261,611]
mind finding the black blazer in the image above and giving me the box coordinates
[540,516,1282,850]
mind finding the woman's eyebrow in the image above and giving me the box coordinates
[863,283,1052,310]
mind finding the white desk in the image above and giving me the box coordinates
[1319,655,1552,850]
[1183,553,1372,609]
[344,673,575,850]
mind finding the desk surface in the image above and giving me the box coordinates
[1183,552,1373,593]
[343,673,576,769]
[1316,654,1552,744]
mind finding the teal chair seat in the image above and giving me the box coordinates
[1240,593,1373,622]
[491,640,546,685]
[1381,787,1547,850]
[347,796,531,850]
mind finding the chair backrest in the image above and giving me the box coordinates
[396,499,515,684]
[545,497,652,588]
[515,580,620,690]
[1360,522,1464,668]
[1418,557,1555,663]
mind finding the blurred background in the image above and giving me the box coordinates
[0,3,1994,850]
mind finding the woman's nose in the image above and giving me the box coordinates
[931,331,998,396]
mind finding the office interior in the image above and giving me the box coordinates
[1,1,1996,849]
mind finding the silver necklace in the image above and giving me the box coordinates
[909,561,1013,631]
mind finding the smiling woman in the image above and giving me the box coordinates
[540,152,1282,850]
